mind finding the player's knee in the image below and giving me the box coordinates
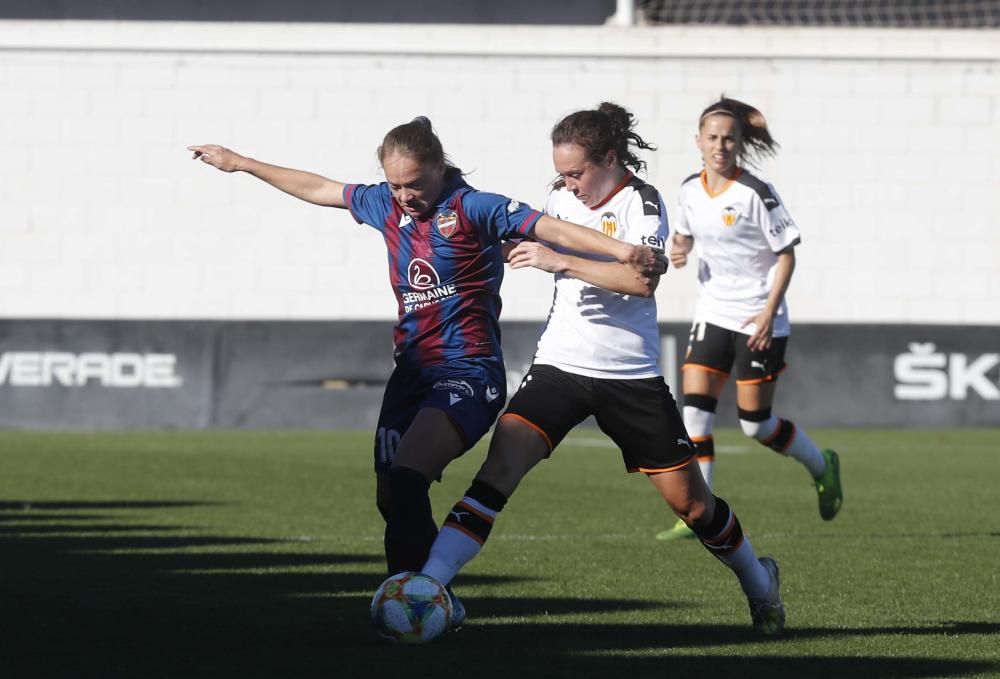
[668,491,713,527]
[683,394,718,437]
[738,407,775,440]
[480,416,549,495]
[677,498,712,528]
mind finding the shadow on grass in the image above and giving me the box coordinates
[0,500,997,679]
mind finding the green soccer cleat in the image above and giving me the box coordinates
[748,556,785,636]
[655,517,696,541]
[815,449,843,520]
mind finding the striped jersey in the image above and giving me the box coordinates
[533,174,668,379]
[675,169,801,337]
[345,169,542,369]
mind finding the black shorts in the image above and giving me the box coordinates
[502,364,696,473]
[683,321,787,384]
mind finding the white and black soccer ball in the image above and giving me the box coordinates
[370,571,453,644]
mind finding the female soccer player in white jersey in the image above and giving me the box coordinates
[421,103,786,636]
[656,96,842,543]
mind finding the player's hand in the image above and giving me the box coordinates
[187,144,246,173]
[508,241,567,273]
[669,243,688,269]
[624,244,668,276]
[742,311,775,351]
[669,233,693,269]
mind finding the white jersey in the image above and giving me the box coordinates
[534,175,668,379]
[675,169,801,337]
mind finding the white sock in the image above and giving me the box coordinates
[698,457,715,490]
[784,426,827,478]
[728,539,770,599]
[683,405,716,490]
[699,502,769,599]
[421,496,498,586]
[747,415,826,479]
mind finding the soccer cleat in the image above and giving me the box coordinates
[815,449,843,520]
[445,585,466,629]
[748,556,785,636]
[655,517,696,541]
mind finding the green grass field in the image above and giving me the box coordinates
[2,428,998,679]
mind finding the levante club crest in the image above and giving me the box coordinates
[435,209,459,239]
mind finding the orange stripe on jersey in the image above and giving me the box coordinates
[453,500,494,526]
[683,363,731,377]
[635,452,697,475]
[500,413,553,452]
[691,435,713,443]
[699,168,742,198]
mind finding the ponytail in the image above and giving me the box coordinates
[698,96,779,167]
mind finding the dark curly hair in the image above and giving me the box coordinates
[551,102,656,189]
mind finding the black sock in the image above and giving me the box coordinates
[384,466,437,574]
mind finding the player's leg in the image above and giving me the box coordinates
[421,365,589,588]
[734,337,842,520]
[680,322,736,490]
[658,322,732,541]
[597,377,783,635]
[647,466,784,635]
[384,407,465,574]
[420,414,550,587]
[382,358,508,574]
[373,367,427,574]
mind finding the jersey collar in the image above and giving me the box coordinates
[589,171,634,211]
[700,168,742,198]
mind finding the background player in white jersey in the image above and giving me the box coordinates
[421,102,786,636]
[656,96,843,543]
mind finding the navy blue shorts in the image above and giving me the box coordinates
[373,356,507,473]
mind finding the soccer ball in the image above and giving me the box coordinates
[370,571,453,644]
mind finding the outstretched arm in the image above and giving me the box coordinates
[507,241,658,297]
[188,144,347,208]
[530,214,666,276]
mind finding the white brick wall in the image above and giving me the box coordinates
[0,21,997,324]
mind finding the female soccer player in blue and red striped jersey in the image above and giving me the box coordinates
[188,117,664,598]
